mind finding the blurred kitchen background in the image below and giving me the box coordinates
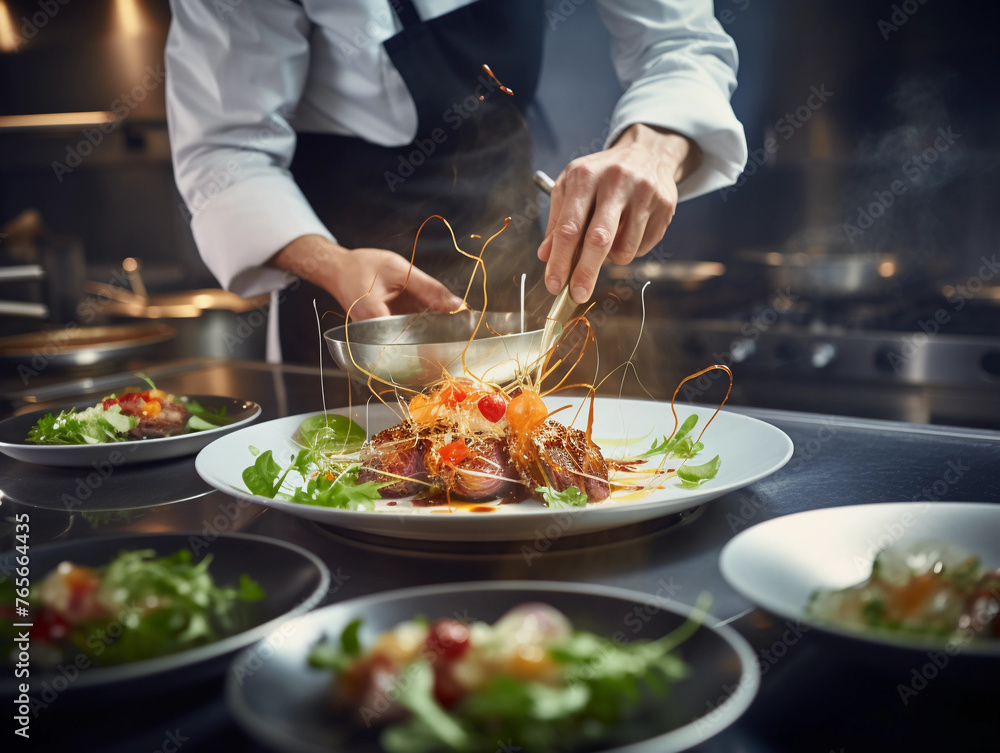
[1,0,998,427]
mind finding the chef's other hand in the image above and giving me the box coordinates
[271,235,463,320]
[538,125,703,304]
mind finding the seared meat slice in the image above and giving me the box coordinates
[359,423,430,497]
[127,400,191,440]
[509,420,610,502]
[426,436,518,499]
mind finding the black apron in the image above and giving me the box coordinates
[281,0,546,363]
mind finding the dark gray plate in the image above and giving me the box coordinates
[0,532,329,703]
[227,581,759,753]
[0,394,261,466]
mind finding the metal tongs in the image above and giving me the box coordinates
[532,170,587,371]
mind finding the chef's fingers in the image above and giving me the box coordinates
[345,293,391,321]
[543,165,599,296]
[536,234,553,263]
[568,178,631,303]
[608,176,660,264]
[635,195,676,258]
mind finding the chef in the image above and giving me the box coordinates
[165,1,747,363]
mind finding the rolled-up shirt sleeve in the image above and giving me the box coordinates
[165,0,335,297]
[597,0,748,200]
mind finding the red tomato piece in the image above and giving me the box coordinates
[425,619,471,661]
[433,666,465,709]
[438,440,471,465]
[118,391,142,407]
[477,393,507,423]
[102,398,119,410]
[31,608,70,642]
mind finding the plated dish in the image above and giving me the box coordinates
[227,581,760,753]
[5,548,264,669]
[0,532,329,698]
[720,502,1000,657]
[0,393,261,467]
[196,397,793,541]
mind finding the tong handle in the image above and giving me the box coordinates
[533,170,588,368]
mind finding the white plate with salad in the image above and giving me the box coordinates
[195,395,793,541]
[0,385,261,467]
[720,502,1000,657]
[226,581,760,753]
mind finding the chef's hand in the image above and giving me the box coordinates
[271,235,463,320]
[538,124,703,304]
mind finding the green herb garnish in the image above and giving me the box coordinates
[535,485,588,509]
[242,415,385,508]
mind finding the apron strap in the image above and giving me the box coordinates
[391,0,422,29]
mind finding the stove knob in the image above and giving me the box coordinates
[810,342,836,369]
[729,337,756,363]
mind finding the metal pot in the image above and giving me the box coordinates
[736,249,899,299]
[82,283,271,361]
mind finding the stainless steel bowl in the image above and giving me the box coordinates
[324,311,553,388]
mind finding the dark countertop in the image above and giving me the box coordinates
[3,358,999,753]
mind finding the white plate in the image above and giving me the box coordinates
[720,502,1000,657]
[0,395,262,467]
[196,397,793,541]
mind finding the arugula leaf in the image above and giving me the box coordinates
[186,414,218,432]
[308,619,364,672]
[237,574,266,602]
[340,618,363,656]
[134,372,157,391]
[640,414,698,458]
[675,455,721,488]
[392,661,472,751]
[287,469,383,510]
[184,399,231,427]
[536,485,588,508]
[297,413,366,455]
[241,449,288,498]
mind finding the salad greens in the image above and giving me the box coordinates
[639,414,721,488]
[27,403,138,445]
[77,549,263,665]
[242,415,386,509]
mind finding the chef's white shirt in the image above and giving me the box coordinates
[166,0,748,300]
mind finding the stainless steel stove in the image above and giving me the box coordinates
[589,282,1000,430]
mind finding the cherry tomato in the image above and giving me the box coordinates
[438,440,471,465]
[433,666,465,709]
[425,619,471,661]
[477,393,507,423]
